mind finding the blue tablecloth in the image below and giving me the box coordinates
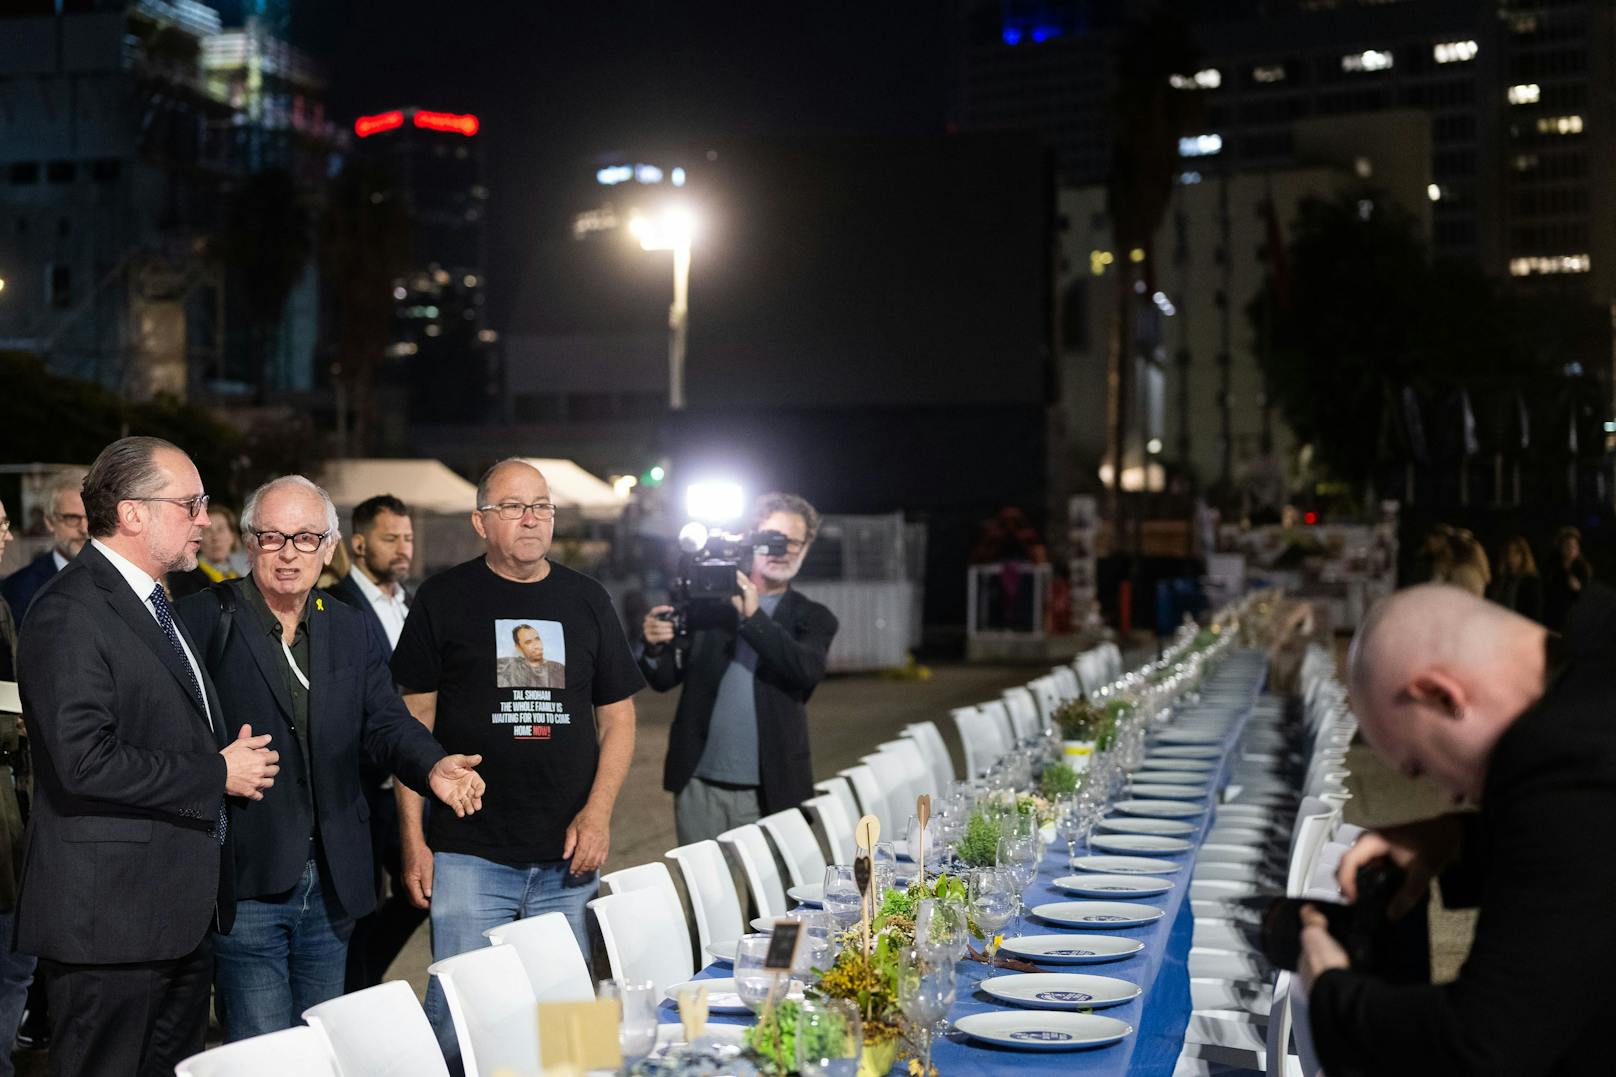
[660,652,1267,1077]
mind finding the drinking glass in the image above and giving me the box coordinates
[1056,797,1086,865]
[796,997,862,1077]
[794,909,838,980]
[995,834,1038,934]
[872,841,898,896]
[822,865,862,930]
[922,896,969,963]
[967,867,1015,968]
[905,814,936,876]
[734,933,788,1014]
[597,978,658,1064]
[898,945,957,1077]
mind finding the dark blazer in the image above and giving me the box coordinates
[324,572,389,653]
[14,543,230,964]
[0,551,60,624]
[1310,583,1616,1076]
[176,578,444,921]
[643,589,838,814]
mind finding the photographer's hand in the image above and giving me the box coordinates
[731,571,760,619]
[643,606,675,647]
[1336,814,1464,919]
[1298,904,1349,992]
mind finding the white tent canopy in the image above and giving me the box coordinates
[515,458,629,521]
[317,457,627,521]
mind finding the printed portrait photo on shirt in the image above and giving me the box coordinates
[494,618,567,689]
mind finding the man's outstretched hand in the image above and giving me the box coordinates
[428,753,486,818]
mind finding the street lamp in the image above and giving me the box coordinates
[628,205,696,410]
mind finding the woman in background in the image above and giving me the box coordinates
[1488,535,1542,623]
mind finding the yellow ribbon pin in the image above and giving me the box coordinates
[315,597,324,611]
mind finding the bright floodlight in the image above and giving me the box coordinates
[678,521,710,553]
[686,481,744,523]
[629,205,697,252]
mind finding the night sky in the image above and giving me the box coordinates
[281,2,955,330]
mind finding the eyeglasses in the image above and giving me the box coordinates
[477,501,558,521]
[782,538,806,554]
[252,530,329,553]
[49,512,86,527]
[138,494,210,518]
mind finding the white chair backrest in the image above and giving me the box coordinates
[426,945,539,1077]
[902,721,957,789]
[1100,641,1123,681]
[861,753,912,828]
[879,738,935,803]
[1000,687,1040,741]
[978,698,1015,744]
[837,765,888,833]
[176,1026,339,1077]
[1265,970,1295,1077]
[949,706,1005,778]
[757,809,828,889]
[1026,676,1063,727]
[483,911,594,1002]
[1050,665,1081,701]
[303,979,450,1077]
[718,823,788,919]
[667,839,745,953]
[588,886,695,998]
[802,793,855,863]
[814,778,862,837]
[1286,811,1337,898]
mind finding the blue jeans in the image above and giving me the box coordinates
[213,858,354,1043]
[0,913,33,1077]
[424,852,596,1072]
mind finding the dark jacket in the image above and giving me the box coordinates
[14,543,230,963]
[0,551,60,624]
[1310,582,1616,1077]
[642,589,837,814]
[176,577,444,920]
[323,572,389,654]
[1541,557,1592,631]
[1487,572,1543,624]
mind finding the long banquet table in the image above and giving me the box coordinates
[659,650,1268,1077]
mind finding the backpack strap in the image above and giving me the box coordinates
[207,581,236,671]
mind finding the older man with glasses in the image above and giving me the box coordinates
[174,475,487,1044]
[0,469,88,623]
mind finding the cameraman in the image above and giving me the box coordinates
[1298,582,1616,1076]
[640,492,838,844]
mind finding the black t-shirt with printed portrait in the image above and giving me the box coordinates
[391,557,644,864]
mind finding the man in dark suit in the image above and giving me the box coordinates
[324,494,413,652]
[640,492,839,844]
[178,475,485,1041]
[1300,582,1616,1075]
[0,469,87,624]
[14,437,280,1077]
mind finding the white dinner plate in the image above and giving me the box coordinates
[663,977,804,1014]
[654,1023,747,1052]
[1052,874,1172,898]
[787,883,824,906]
[1070,854,1180,875]
[998,933,1145,965]
[1150,745,1223,759]
[1113,799,1205,819]
[704,940,737,965]
[1098,816,1197,836]
[980,972,1141,1011]
[1127,770,1209,785]
[1127,783,1209,801]
[1205,827,1268,846]
[1154,730,1227,745]
[751,916,797,932]
[1089,833,1193,855]
[1031,900,1165,929]
[1197,843,1267,865]
[953,1011,1134,1052]
[1142,757,1216,772]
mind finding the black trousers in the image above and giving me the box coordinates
[40,937,212,1077]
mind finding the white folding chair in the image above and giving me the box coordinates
[1050,665,1082,701]
[862,753,915,825]
[758,809,828,889]
[483,910,594,1002]
[1025,676,1062,728]
[949,706,1005,778]
[837,764,888,833]
[1001,686,1041,741]
[978,698,1015,745]
[303,979,450,1077]
[717,823,788,919]
[667,839,746,954]
[902,721,957,789]
[802,793,855,863]
[814,777,862,837]
[426,945,539,1077]
[877,738,935,804]
[176,1026,339,1077]
[1100,640,1123,681]
[588,885,696,997]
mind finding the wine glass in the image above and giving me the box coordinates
[597,978,658,1064]
[872,841,898,895]
[794,909,837,981]
[734,933,788,1014]
[822,865,862,930]
[995,834,1038,934]
[1055,796,1087,866]
[796,997,862,1077]
[967,867,1015,968]
[898,944,957,1077]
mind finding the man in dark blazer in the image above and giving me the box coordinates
[1299,582,1616,1076]
[640,492,838,844]
[177,475,485,1042]
[0,469,87,624]
[15,437,280,1077]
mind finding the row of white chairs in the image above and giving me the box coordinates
[949,641,1125,776]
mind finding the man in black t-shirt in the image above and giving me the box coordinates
[391,459,642,1070]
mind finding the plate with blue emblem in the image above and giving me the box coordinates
[997,933,1145,965]
[953,1011,1135,1051]
[1031,900,1164,929]
[980,973,1141,1011]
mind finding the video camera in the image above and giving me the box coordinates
[659,523,792,639]
[1259,861,1411,976]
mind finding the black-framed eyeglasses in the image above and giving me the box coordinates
[138,494,210,518]
[252,530,329,553]
[477,501,558,521]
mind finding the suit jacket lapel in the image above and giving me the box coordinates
[172,614,229,747]
[307,596,332,758]
[82,546,210,726]
[234,594,296,726]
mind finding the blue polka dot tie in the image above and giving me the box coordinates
[150,585,228,845]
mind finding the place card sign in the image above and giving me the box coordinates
[764,920,802,971]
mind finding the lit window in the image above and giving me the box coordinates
[1508,254,1591,276]
[1513,154,1539,171]
[1168,68,1221,90]
[596,165,632,186]
[1342,50,1394,73]
[1178,171,1203,185]
[1433,40,1478,64]
[671,167,686,187]
[1252,64,1286,84]
[1178,133,1223,157]
[1507,84,1541,105]
[635,164,663,184]
[1427,184,1442,202]
[477,329,499,344]
[1536,115,1584,135]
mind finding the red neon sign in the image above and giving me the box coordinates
[354,110,404,138]
[413,111,479,137]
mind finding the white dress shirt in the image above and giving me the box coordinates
[91,538,214,727]
[51,549,68,572]
[347,566,409,649]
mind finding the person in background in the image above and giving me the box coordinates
[326,495,413,652]
[0,470,88,623]
[0,501,31,1077]
[1541,525,1592,631]
[1487,535,1542,623]
[317,536,352,591]
[168,505,244,599]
